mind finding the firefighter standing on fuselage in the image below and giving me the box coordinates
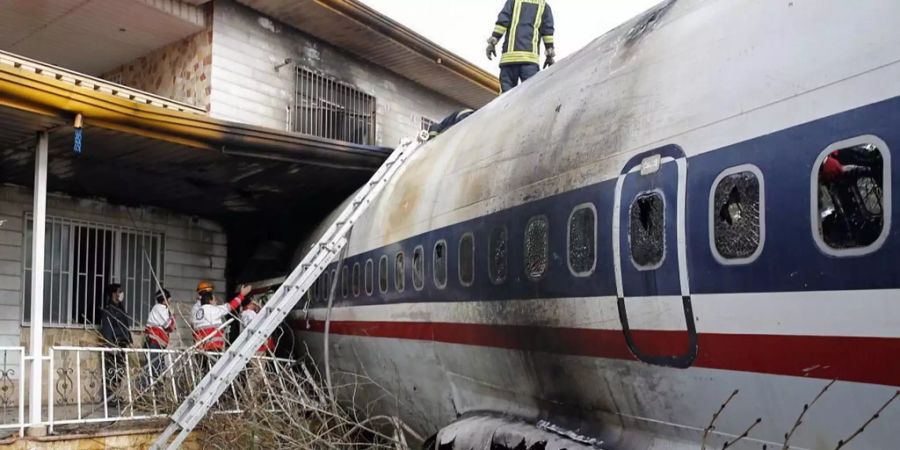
[486,0,555,93]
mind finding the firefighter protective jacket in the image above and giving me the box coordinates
[491,0,554,66]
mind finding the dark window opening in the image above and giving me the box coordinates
[352,262,360,297]
[434,241,447,288]
[714,171,762,260]
[412,246,425,290]
[379,256,388,294]
[364,259,374,296]
[568,206,596,275]
[525,216,549,280]
[629,192,665,268]
[489,227,508,285]
[459,234,474,286]
[817,143,885,250]
[395,252,405,292]
[342,265,348,298]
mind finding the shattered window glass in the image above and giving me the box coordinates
[629,193,665,268]
[433,241,447,288]
[352,262,360,297]
[364,259,374,296]
[342,265,348,298]
[459,234,474,286]
[817,143,885,249]
[413,246,424,290]
[395,253,405,293]
[713,171,761,260]
[525,216,549,280]
[489,227,508,284]
[568,206,596,275]
[379,256,388,293]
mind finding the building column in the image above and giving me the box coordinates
[28,131,48,435]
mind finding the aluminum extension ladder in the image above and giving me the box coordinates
[151,136,423,450]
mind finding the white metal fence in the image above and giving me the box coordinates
[23,214,165,328]
[0,348,25,437]
[47,346,297,434]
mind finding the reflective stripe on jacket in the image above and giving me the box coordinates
[491,0,555,65]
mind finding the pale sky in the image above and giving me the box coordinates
[359,0,662,75]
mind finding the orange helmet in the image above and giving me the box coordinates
[196,281,214,294]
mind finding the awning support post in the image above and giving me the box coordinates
[28,131,48,435]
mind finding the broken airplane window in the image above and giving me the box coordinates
[525,216,549,280]
[365,259,374,296]
[395,252,405,292]
[489,226,508,284]
[568,205,596,276]
[379,255,388,294]
[816,141,886,251]
[352,262,360,297]
[459,233,474,286]
[413,246,425,291]
[342,265,349,298]
[629,192,665,269]
[434,240,448,289]
[713,169,762,262]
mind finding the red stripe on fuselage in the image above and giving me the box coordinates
[299,319,900,387]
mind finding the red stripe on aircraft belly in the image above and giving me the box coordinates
[299,320,900,387]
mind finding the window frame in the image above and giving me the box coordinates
[378,255,389,294]
[341,264,349,298]
[412,245,425,291]
[524,215,550,281]
[708,164,766,266]
[432,240,448,289]
[364,259,374,296]
[810,135,891,257]
[566,203,597,277]
[395,252,405,293]
[628,190,667,271]
[352,262,361,297]
[458,233,475,287]
[488,226,509,285]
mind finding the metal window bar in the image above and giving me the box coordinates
[23,215,164,329]
[294,67,376,145]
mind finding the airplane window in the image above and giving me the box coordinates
[342,265,348,298]
[413,246,425,290]
[459,233,474,286]
[379,256,388,294]
[630,192,665,269]
[489,226,508,284]
[713,169,762,261]
[395,252,405,293]
[433,240,448,289]
[816,142,885,250]
[525,216,549,280]
[568,205,596,276]
[365,259,374,296]
[352,262,360,297]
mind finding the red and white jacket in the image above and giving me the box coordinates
[192,294,243,351]
[240,309,275,353]
[145,303,176,348]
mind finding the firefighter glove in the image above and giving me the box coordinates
[544,47,556,69]
[486,37,498,60]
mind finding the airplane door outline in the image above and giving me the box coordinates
[612,145,698,368]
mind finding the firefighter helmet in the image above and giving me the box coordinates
[196,281,214,293]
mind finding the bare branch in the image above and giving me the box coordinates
[835,390,900,450]
[702,389,739,450]
[782,379,835,450]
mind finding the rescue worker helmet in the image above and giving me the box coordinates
[196,281,214,293]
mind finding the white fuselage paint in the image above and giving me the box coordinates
[292,1,900,448]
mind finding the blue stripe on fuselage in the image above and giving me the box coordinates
[312,95,900,308]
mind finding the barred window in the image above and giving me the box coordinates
[459,233,474,286]
[567,205,596,276]
[712,167,763,263]
[489,227,508,285]
[629,192,665,269]
[525,216,549,280]
[379,256,388,294]
[433,240,447,289]
[421,117,436,132]
[23,215,164,328]
[294,67,376,145]
[412,246,425,291]
[395,252,405,292]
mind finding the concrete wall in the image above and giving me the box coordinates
[0,184,228,349]
[101,28,214,111]
[208,0,463,146]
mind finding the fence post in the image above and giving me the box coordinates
[47,348,54,435]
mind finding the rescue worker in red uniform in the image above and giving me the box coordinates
[241,301,275,354]
[144,288,176,379]
[486,0,555,92]
[192,284,252,351]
